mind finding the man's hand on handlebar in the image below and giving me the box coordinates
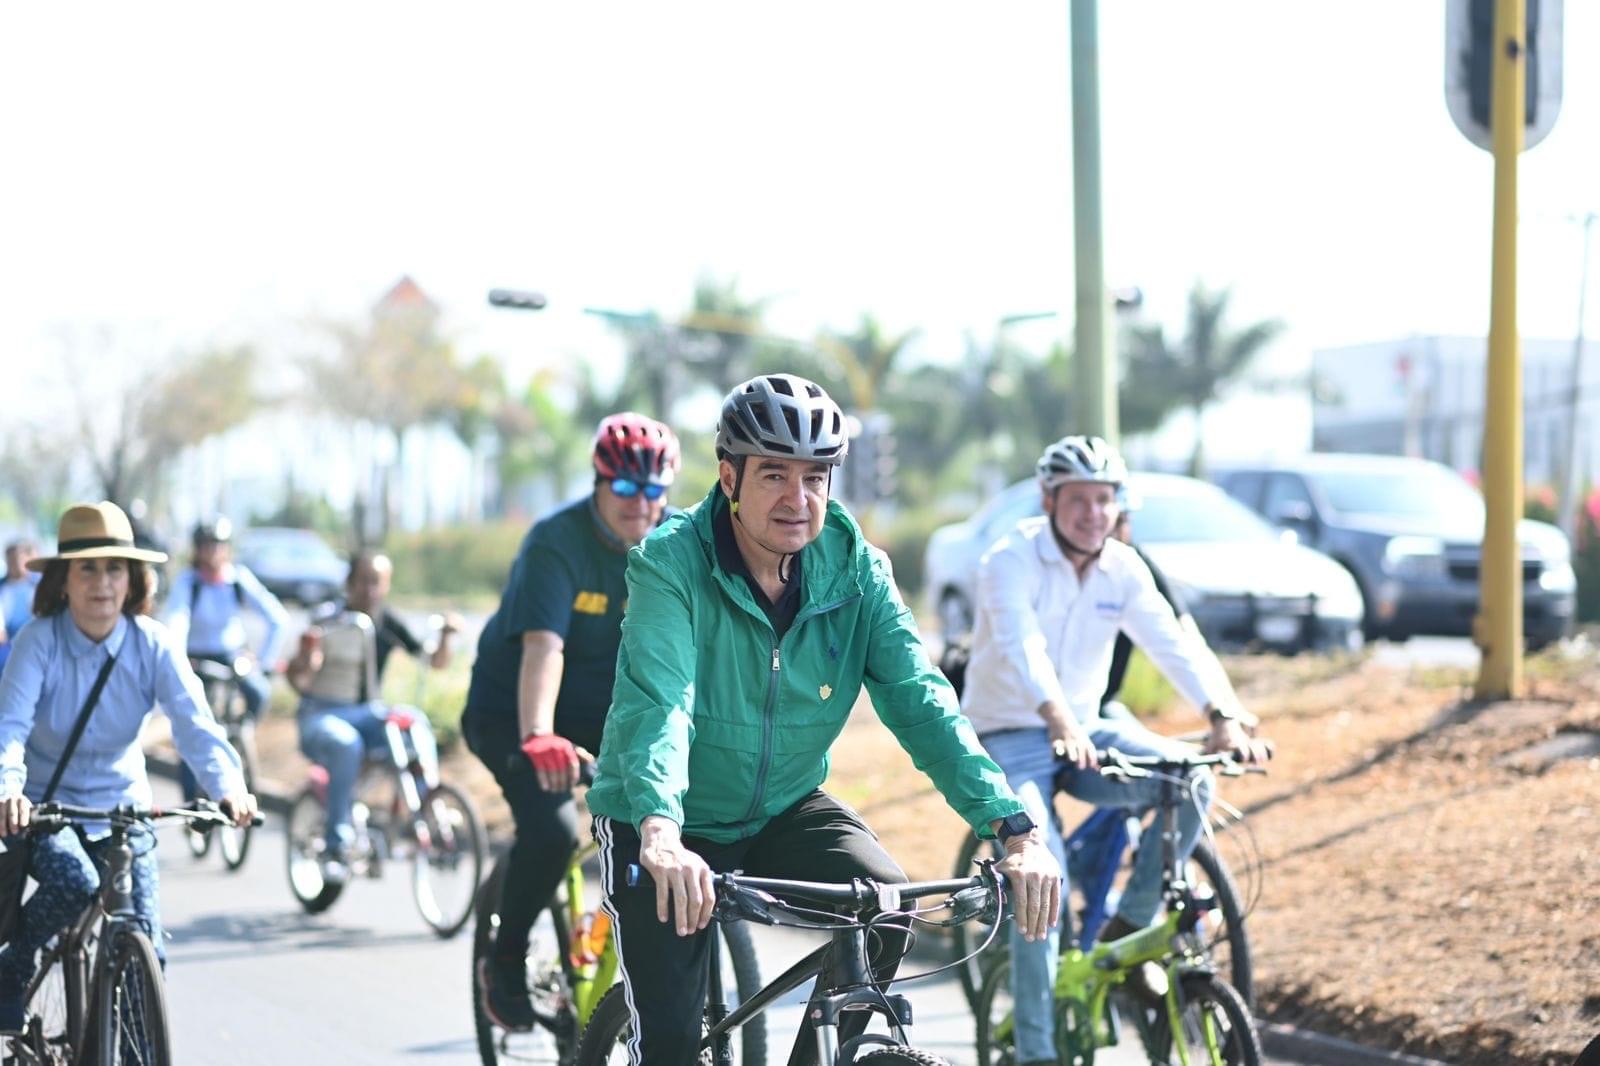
[520,733,592,793]
[638,815,716,937]
[1203,718,1273,765]
[992,827,1061,943]
[1041,701,1098,770]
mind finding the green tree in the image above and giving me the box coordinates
[818,313,918,413]
[1121,283,1284,476]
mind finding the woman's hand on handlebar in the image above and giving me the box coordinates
[0,794,31,837]
[218,792,260,828]
[639,815,716,937]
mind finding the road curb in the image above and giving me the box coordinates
[1261,1021,1453,1066]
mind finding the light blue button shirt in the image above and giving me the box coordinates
[163,564,289,665]
[0,612,245,808]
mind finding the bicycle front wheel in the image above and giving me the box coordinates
[15,936,83,1065]
[285,788,343,914]
[218,721,258,872]
[1147,971,1261,1066]
[972,954,1015,1066]
[412,781,486,938]
[855,1050,952,1065]
[94,929,169,1066]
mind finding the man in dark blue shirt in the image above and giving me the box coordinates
[463,412,680,1031]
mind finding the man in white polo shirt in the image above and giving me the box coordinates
[961,434,1272,1066]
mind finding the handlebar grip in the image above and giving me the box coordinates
[626,863,645,888]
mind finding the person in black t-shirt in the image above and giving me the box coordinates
[286,550,461,883]
[462,412,681,1032]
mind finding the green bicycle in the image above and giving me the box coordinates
[975,749,1263,1066]
[470,836,766,1065]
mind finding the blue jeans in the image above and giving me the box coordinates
[0,826,163,1025]
[981,717,1215,1062]
[298,698,439,851]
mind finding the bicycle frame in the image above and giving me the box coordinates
[561,840,618,1025]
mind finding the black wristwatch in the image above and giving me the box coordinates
[996,812,1037,846]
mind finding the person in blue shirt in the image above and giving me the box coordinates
[0,541,41,677]
[162,517,289,806]
[0,501,257,1032]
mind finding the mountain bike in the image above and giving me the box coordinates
[2,801,259,1066]
[182,657,259,871]
[470,834,766,1065]
[285,703,485,937]
[950,734,1257,1012]
[575,862,1010,1065]
[974,749,1264,1066]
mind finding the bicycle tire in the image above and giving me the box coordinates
[972,953,1014,1066]
[854,1049,952,1065]
[572,924,767,1066]
[471,855,577,1065]
[1147,971,1261,1066]
[411,781,486,938]
[218,721,258,872]
[94,928,170,1066]
[285,788,343,914]
[1187,839,1252,1008]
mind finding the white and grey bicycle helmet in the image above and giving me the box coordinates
[1036,435,1127,491]
[715,373,850,465]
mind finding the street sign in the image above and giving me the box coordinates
[1445,0,1563,152]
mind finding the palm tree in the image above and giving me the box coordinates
[818,313,919,413]
[1122,283,1284,476]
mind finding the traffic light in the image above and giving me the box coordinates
[1445,0,1563,152]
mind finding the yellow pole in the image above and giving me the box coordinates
[1475,0,1525,700]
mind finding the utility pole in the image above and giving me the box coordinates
[1475,0,1527,700]
[1070,0,1117,443]
[1556,211,1596,538]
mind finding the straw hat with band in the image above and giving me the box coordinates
[27,502,168,571]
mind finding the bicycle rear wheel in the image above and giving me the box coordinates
[412,780,486,938]
[94,929,169,1066]
[218,721,258,872]
[572,924,766,1065]
[1146,971,1261,1066]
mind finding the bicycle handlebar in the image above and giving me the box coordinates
[1094,747,1267,778]
[27,801,264,834]
[623,862,1004,927]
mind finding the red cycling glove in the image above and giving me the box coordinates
[521,733,578,775]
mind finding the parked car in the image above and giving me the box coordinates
[922,472,1365,653]
[1214,453,1576,648]
[235,526,348,605]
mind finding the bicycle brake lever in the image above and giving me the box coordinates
[716,887,780,926]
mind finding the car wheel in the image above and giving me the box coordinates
[938,590,973,641]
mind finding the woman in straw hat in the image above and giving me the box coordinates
[0,501,258,1031]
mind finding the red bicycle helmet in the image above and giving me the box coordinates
[593,412,681,485]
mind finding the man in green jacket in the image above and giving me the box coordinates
[587,373,1061,1064]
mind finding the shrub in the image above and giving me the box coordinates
[383,521,529,600]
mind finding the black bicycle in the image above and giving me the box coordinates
[183,657,259,871]
[575,862,1009,1065]
[2,801,260,1066]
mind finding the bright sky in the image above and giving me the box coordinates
[3,1,1596,465]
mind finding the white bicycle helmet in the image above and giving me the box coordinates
[1036,435,1127,491]
[715,374,849,465]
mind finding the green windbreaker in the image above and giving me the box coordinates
[586,485,1024,843]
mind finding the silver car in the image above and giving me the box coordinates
[923,472,1365,653]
